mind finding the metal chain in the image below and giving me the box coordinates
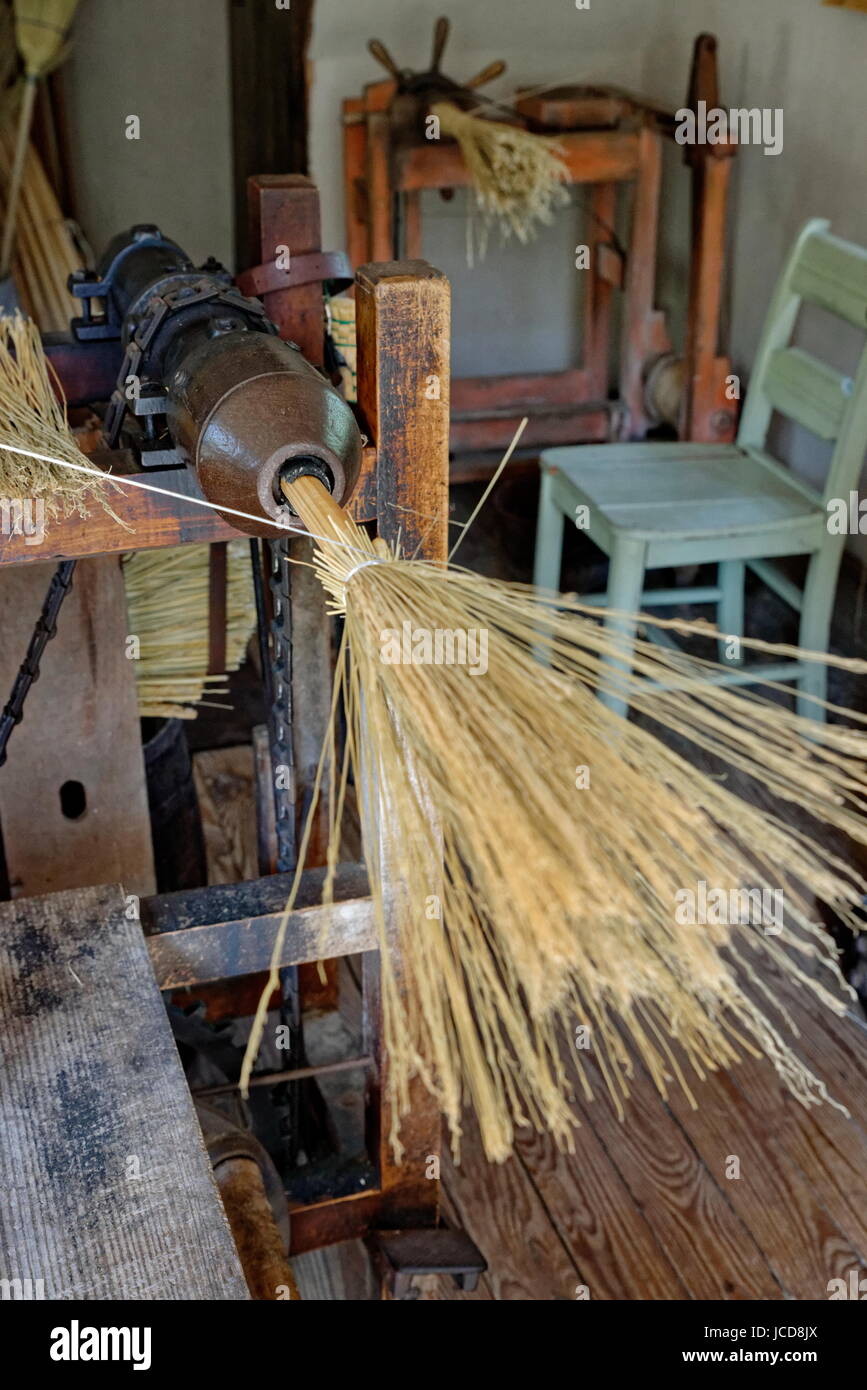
[268,536,297,874]
[0,560,76,767]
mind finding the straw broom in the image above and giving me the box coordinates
[430,101,569,263]
[239,474,867,1163]
[0,0,80,281]
[0,118,82,331]
[0,311,111,519]
[2,339,866,1163]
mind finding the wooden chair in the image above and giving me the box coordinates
[533,219,867,718]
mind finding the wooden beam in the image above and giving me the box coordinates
[147,895,376,991]
[395,130,641,192]
[356,260,450,557]
[0,556,155,899]
[0,883,248,1299]
[0,447,378,568]
[142,862,373,990]
[357,258,450,1229]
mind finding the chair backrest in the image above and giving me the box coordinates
[737,219,867,505]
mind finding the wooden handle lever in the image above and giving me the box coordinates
[464,60,507,90]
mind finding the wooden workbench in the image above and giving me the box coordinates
[0,884,248,1299]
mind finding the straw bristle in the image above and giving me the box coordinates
[122,541,257,719]
[243,478,867,1164]
[0,311,110,521]
[13,0,80,77]
[431,101,569,262]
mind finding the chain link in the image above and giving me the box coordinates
[268,537,297,874]
[0,561,76,767]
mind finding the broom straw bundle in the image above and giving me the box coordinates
[241,475,867,1163]
[430,101,569,262]
[0,311,108,519]
[122,541,257,719]
[0,0,80,281]
[0,120,82,331]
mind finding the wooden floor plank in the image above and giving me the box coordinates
[0,884,248,1300]
[565,1046,782,1300]
[663,1054,864,1299]
[511,1112,687,1300]
[435,1111,580,1301]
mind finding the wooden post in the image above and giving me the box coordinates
[680,32,737,444]
[619,125,663,439]
[356,260,450,556]
[681,152,736,443]
[363,83,397,264]
[356,260,450,1231]
[584,182,618,404]
[343,97,369,271]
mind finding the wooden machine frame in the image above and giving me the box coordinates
[0,176,454,1281]
[343,34,738,460]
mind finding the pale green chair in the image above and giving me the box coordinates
[533,219,867,719]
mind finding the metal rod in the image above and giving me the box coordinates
[192,1055,374,1100]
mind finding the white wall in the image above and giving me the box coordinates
[63,0,234,269]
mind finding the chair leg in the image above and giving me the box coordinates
[796,544,843,721]
[533,469,566,593]
[717,560,745,665]
[600,534,647,717]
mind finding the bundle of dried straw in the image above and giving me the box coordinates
[431,101,569,262]
[122,542,257,720]
[0,0,81,284]
[240,475,867,1164]
[0,311,106,518]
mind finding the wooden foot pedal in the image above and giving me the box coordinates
[367,1228,487,1300]
[0,884,248,1300]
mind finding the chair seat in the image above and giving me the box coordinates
[541,442,823,540]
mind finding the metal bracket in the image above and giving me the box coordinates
[366,1228,487,1300]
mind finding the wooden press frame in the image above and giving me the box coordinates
[0,174,448,1256]
[342,35,737,458]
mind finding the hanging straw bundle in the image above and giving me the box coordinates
[122,542,257,719]
[0,311,110,520]
[431,101,569,262]
[0,0,80,281]
[240,475,867,1163]
[0,119,83,331]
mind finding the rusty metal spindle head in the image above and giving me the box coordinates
[166,332,362,538]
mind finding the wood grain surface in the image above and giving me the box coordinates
[0,883,248,1299]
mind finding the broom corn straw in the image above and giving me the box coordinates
[6,410,867,1165]
[1,0,81,278]
[233,472,867,1164]
[430,101,570,263]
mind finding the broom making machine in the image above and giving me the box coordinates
[0,175,485,1300]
